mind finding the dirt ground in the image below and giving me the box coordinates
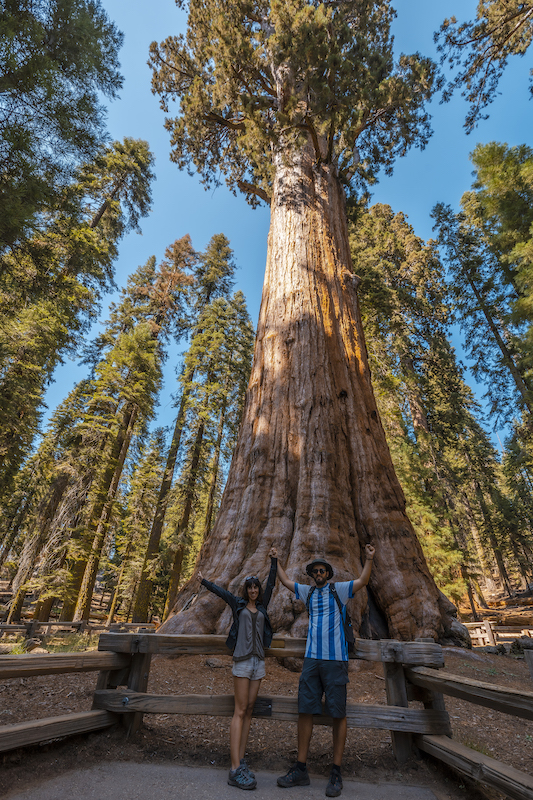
[1,645,532,800]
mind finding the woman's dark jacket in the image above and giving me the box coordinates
[201,557,277,653]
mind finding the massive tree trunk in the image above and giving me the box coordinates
[161,144,461,643]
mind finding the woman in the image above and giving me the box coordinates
[197,547,277,790]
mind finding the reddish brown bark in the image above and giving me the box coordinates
[161,146,461,643]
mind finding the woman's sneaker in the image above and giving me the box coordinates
[277,764,310,787]
[240,758,255,778]
[228,765,257,790]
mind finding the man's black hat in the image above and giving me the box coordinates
[306,558,334,579]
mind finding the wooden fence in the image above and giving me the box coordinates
[0,621,157,639]
[465,620,533,648]
[1,633,533,800]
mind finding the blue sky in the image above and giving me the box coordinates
[43,0,533,445]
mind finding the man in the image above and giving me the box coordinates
[272,543,375,797]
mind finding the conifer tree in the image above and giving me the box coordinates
[461,143,533,354]
[106,430,167,624]
[152,0,462,642]
[0,0,123,251]
[5,243,191,622]
[437,1,533,132]
[349,204,468,605]
[71,243,192,621]
[5,380,98,621]
[132,234,236,622]
[162,292,255,619]
[350,202,521,607]
[433,144,533,425]
[0,139,155,503]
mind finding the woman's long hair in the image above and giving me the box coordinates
[241,575,264,604]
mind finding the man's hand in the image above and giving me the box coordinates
[269,546,278,559]
[351,545,375,593]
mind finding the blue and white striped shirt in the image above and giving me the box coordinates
[295,581,354,662]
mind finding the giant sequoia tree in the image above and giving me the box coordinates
[151,0,463,642]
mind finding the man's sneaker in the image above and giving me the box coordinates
[228,765,257,790]
[277,764,310,788]
[325,769,343,797]
[240,758,255,778]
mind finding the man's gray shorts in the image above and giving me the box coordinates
[298,657,349,718]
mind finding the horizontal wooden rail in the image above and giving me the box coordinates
[0,651,130,679]
[0,711,118,753]
[490,626,533,634]
[93,690,451,735]
[97,634,445,667]
[0,624,28,632]
[415,735,533,800]
[0,622,157,632]
[406,666,533,721]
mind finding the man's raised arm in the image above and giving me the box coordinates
[351,544,375,593]
[269,547,296,593]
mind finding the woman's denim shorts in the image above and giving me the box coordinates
[232,655,266,680]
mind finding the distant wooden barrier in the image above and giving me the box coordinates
[1,632,533,799]
[0,620,157,639]
[465,620,533,648]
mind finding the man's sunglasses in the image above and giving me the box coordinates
[312,567,327,575]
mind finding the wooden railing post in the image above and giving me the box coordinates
[123,652,152,735]
[484,620,496,646]
[524,649,533,682]
[383,642,412,764]
[121,631,154,736]
[413,637,448,726]
[92,658,132,698]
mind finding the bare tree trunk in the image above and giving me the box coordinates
[202,400,227,540]
[35,595,56,622]
[162,419,206,620]
[161,145,460,643]
[132,385,191,622]
[465,271,533,413]
[163,545,184,620]
[6,473,70,622]
[472,577,488,608]
[73,405,139,621]
[471,480,514,598]
[461,492,499,596]
[400,355,430,437]
[106,541,133,625]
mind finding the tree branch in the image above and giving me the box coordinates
[204,111,246,131]
[236,179,271,205]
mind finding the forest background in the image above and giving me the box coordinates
[2,0,533,629]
